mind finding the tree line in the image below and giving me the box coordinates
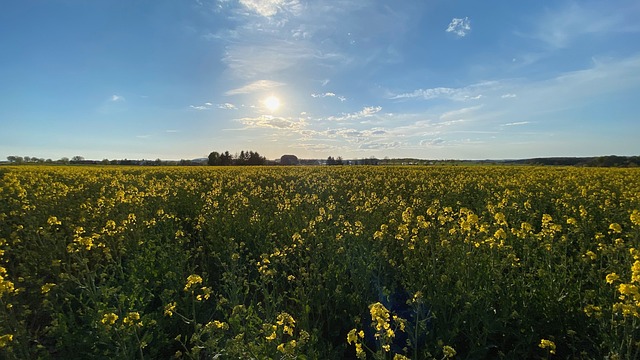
[207,151,268,166]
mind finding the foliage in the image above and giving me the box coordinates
[0,165,639,359]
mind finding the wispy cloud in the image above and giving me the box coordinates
[238,0,302,17]
[390,81,496,101]
[110,94,125,102]
[502,121,530,127]
[218,103,237,110]
[238,115,306,129]
[326,106,382,122]
[311,92,335,98]
[501,94,517,98]
[311,92,347,101]
[189,104,210,110]
[226,80,285,95]
[446,17,471,37]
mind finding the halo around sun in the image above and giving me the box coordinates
[263,96,281,112]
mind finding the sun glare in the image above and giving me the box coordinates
[264,96,281,112]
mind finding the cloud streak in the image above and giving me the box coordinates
[226,80,285,95]
[446,17,471,37]
[326,106,382,122]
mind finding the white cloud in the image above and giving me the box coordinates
[326,106,382,122]
[110,94,125,102]
[311,92,336,98]
[358,141,403,150]
[189,104,210,110]
[420,138,445,147]
[390,81,496,101]
[446,17,471,37]
[218,103,238,110]
[502,121,530,126]
[226,80,285,95]
[239,0,301,17]
[238,115,306,129]
[501,94,517,98]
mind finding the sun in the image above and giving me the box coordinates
[263,96,281,112]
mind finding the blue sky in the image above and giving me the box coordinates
[1,0,639,160]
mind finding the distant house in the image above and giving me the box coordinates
[280,155,299,165]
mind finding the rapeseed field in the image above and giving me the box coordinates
[0,165,639,359]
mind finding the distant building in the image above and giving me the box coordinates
[280,155,299,165]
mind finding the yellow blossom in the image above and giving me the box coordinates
[123,312,142,327]
[347,329,358,345]
[0,334,13,348]
[101,312,118,325]
[606,273,620,284]
[443,345,457,358]
[164,302,176,317]
[609,223,622,233]
[539,339,556,354]
[184,274,203,292]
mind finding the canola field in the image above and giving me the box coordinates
[0,165,639,359]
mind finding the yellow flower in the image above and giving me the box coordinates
[583,304,602,318]
[443,345,457,358]
[101,312,118,325]
[41,283,56,294]
[539,339,556,354]
[618,283,639,297]
[347,329,358,345]
[277,343,285,353]
[355,342,365,359]
[123,312,142,327]
[609,223,622,233]
[584,251,596,261]
[164,302,176,317]
[206,320,228,330]
[0,334,13,348]
[606,273,620,284]
[184,274,203,292]
[493,228,507,240]
[631,210,640,226]
[196,286,212,301]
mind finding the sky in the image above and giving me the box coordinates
[1,0,639,161]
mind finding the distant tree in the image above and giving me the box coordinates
[326,156,335,165]
[24,156,31,163]
[101,159,110,165]
[45,159,53,164]
[58,157,70,164]
[7,156,16,163]
[220,151,233,166]
[247,151,266,165]
[336,156,344,165]
[280,155,299,165]
[208,152,221,166]
[71,156,85,163]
